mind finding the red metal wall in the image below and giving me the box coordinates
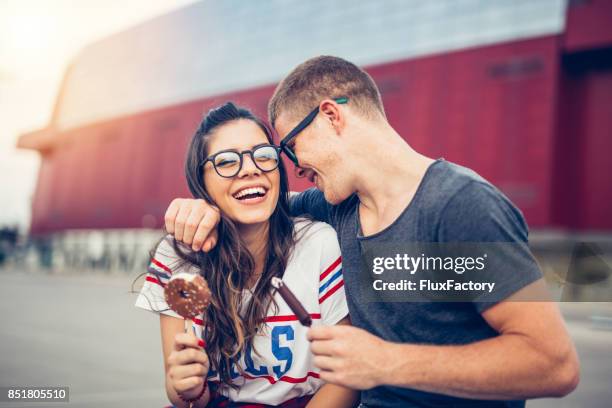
[30,87,276,234]
[578,69,612,230]
[366,36,559,227]
[31,34,612,235]
[564,0,612,51]
[554,47,612,231]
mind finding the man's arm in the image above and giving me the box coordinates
[289,188,333,223]
[381,280,579,399]
[308,280,579,399]
[164,189,333,251]
[384,182,580,398]
[165,198,220,252]
[399,181,579,398]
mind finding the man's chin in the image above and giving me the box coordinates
[314,178,325,194]
[322,189,345,205]
[315,176,346,204]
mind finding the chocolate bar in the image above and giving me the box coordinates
[271,277,312,326]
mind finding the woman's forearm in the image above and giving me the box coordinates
[165,377,210,408]
[306,383,359,408]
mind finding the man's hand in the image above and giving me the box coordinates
[164,198,220,252]
[308,325,393,390]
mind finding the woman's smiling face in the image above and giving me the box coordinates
[202,119,280,227]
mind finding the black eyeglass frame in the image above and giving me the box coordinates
[279,97,348,167]
[199,144,282,178]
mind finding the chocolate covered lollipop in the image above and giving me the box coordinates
[165,272,212,321]
[271,277,312,326]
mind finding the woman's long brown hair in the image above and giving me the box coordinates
[161,102,296,386]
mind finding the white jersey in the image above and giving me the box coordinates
[135,220,348,405]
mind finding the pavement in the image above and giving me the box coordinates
[0,270,610,407]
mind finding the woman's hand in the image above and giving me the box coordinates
[166,331,210,401]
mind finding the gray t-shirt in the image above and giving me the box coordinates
[289,159,542,408]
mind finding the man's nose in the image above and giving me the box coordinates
[294,166,307,178]
[295,167,315,181]
[306,169,316,183]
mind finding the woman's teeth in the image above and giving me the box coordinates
[233,187,266,200]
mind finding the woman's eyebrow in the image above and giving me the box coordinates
[210,143,270,155]
[251,143,269,149]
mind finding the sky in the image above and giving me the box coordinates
[0,0,198,232]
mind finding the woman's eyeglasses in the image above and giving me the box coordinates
[200,144,281,178]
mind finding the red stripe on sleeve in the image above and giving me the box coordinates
[145,275,165,287]
[151,258,172,274]
[319,280,344,304]
[319,256,342,282]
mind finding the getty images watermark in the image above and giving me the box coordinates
[371,252,494,293]
[359,242,612,303]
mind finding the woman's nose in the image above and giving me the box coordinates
[237,153,261,177]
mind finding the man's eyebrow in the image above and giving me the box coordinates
[251,143,270,149]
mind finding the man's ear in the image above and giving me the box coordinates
[319,99,346,135]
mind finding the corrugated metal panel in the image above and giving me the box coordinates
[29,36,561,234]
[579,70,612,230]
[56,0,567,130]
[29,84,276,234]
[365,36,559,226]
[564,0,612,51]
[553,48,612,232]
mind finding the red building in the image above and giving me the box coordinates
[18,0,612,240]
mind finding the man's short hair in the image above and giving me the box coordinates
[268,56,386,127]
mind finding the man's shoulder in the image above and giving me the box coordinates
[427,161,528,241]
[423,160,508,209]
[415,160,525,231]
[427,160,488,196]
[435,161,516,209]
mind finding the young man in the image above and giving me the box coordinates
[164,56,579,407]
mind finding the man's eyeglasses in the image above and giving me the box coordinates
[200,144,281,178]
[279,97,348,168]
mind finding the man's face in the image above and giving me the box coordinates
[275,109,354,204]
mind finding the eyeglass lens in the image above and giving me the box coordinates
[212,145,279,177]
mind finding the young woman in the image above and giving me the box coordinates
[135,103,358,408]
